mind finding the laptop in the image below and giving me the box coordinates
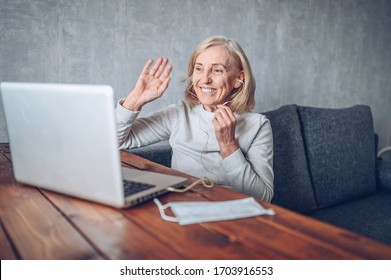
[0,82,187,208]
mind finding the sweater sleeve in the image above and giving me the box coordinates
[219,118,274,202]
[116,100,140,149]
[115,99,178,150]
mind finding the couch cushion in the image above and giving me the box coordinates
[264,105,317,214]
[377,159,391,191]
[311,190,391,245]
[128,141,172,167]
[298,105,377,209]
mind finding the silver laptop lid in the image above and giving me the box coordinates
[1,82,125,207]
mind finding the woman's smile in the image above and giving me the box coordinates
[200,87,216,94]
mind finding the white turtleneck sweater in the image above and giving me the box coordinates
[116,100,274,202]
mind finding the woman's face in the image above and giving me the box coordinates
[192,45,241,112]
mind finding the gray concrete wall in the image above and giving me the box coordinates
[1,0,390,151]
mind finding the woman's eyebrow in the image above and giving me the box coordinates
[195,62,227,69]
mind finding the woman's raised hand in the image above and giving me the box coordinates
[123,58,172,111]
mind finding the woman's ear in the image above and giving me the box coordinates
[234,71,245,88]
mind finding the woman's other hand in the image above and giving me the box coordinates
[212,104,240,158]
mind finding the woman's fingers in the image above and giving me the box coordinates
[159,63,172,80]
[150,58,163,76]
[158,76,172,95]
[146,58,169,76]
[212,106,238,158]
[135,58,172,98]
[140,58,172,81]
[154,58,169,78]
[214,105,236,127]
[141,59,154,75]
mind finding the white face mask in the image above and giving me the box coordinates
[153,197,275,225]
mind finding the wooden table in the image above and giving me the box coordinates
[1,143,391,260]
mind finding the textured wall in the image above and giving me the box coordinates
[1,0,390,151]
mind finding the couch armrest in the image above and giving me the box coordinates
[376,159,391,191]
[127,141,172,168]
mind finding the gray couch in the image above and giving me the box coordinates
[129,104,391,245]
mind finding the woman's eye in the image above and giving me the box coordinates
[212,68,224,75]
[194,66,203,72]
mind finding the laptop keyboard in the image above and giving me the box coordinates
[123,180,155,197]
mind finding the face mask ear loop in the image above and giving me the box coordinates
[153,198,178,223]
[167,177,214,193]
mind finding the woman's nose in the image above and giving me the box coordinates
[201,70,212,83]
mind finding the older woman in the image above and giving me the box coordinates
[116,36,274,201]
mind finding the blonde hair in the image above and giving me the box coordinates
[184,36,256,114]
